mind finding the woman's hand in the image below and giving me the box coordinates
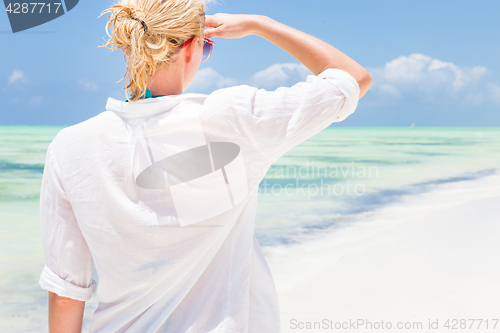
[204,13,259,39]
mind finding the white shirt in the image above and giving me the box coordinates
[38,68,359,332]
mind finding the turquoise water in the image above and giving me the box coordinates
[1,126,499,331]
[255,127,500,245]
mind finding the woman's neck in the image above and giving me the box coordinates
[147,64,185,96]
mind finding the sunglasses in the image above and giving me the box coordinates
[181,37,214,62]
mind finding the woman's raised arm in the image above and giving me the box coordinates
[204,13,372,99]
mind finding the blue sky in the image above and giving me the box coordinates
[1,0,499,126]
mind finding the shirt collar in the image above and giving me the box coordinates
[106,91,208,122]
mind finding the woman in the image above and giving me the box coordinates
[38,0,372,332]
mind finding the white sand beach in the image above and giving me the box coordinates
[267,172,500,333]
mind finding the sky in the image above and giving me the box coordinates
[0,0,499,126]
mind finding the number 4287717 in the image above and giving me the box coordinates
[6,3,62,14]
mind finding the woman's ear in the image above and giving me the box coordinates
[184,36,201,64]
[121,47,128,57]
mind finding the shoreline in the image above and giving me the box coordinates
[265,171,500,332]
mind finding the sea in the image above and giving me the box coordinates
[1,126,499,331]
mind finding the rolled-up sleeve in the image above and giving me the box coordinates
[213,68,360,163]
[38,141,96,302]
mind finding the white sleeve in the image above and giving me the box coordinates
[213,68,360,163]
[38,142,96,302]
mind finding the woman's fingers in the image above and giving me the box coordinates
[204,15,224,39]
[204,27,222,39]
[204,15,221,28]
[203,13,253,39]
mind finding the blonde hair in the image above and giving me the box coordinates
[100,0,213,102]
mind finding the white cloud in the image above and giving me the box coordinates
[187,67,238,93]
[378,83,402,99]
[186,64,314,94]
[78,79,98,92]
[7,69,29,86]
[186,60,499,107]
[369,53,490,102]
[249,63,312,90]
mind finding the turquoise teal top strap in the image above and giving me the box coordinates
[125,89,166,102]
